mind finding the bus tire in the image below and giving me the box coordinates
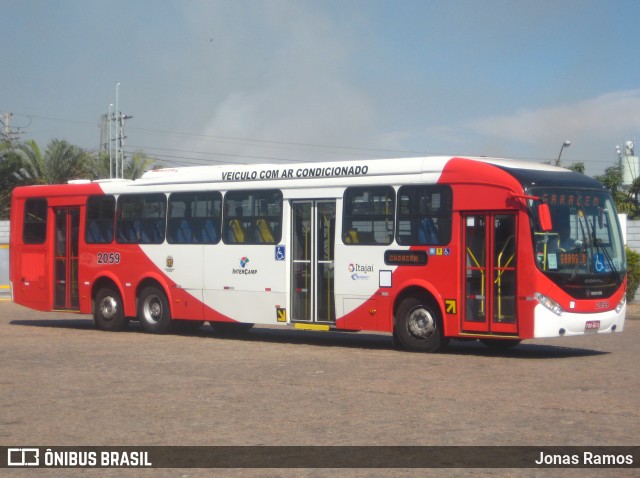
[94,287,128,331]
[395,296,444,352]
[138,286,172,334]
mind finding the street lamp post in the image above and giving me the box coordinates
[555,140,571,166]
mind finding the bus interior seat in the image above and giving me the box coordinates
[229,219,245,243]
[344,230,359,244]
[86,221,102,243]
[118,220,139,243]
[256,218,274,243]
[201,219,217,243]
[176,220,193,243]
[418,218,439,244]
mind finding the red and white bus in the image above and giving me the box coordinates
[9,156,627,351]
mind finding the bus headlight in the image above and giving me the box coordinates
[534,292,564,316]
[616,295,626,313]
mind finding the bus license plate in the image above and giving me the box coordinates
[585,320,601,333]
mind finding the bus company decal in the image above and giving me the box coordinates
[232,256,258,275]
[348,262,373,280]
[165,256,174,272]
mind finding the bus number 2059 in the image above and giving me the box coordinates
[97,252,121,264]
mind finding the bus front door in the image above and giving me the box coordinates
[54,207,80,310]
[462,213,518,335]
[291,200,336,324]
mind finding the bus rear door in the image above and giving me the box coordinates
[53,206,80,310]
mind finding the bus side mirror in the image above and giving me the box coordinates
[538,203,552,231]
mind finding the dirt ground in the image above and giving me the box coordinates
[1,300,638,477]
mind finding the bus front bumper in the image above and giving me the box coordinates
[533,303,626,338]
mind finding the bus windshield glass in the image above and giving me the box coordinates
[530,188,626,298]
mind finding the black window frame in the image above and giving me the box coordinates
[116,193,167,244]
[222,189,283,245]
[23,198,48,244]
[85,195,116,244]
[396,185,453,246]
[167,191,222,244]
[342,186,395,245]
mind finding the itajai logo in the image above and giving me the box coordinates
[348,262,373,280]
[164,255,174,273]
[233,256,257,275]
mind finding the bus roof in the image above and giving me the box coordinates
[136,156,569,185]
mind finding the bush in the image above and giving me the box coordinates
[625,246,640,303]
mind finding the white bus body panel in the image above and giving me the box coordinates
[533,303,626,338]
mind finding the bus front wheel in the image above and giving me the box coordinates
[94,287,128,331]
[395,296,444,353]
[138,286,172,334]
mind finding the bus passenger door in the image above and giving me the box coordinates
[290,200,336,323]
[462,213,518,334]
[54,207,80,310]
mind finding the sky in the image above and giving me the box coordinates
[2,0,640,176]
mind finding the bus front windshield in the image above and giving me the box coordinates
[530,188,626,299]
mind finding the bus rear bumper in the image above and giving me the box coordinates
[533,303,626,338]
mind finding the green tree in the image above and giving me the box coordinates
[93,151,159,180]
[13,139,95,184]
[594,163,639,217]
[124,151,160,180]
[567,161,585,174]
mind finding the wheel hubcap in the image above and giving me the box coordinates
[407,307,436,339]
[99,297,118,321]
[144,297,162,324]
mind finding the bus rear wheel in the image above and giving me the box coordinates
[395,296,444,352]
[138,286,172,334]
[94,287,128,331]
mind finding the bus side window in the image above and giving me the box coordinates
[86,195,115,244]
[23,198,48,244]
[343,186,395,245]
[396,185,452,246]
[117,194,166,244]
[223,189,282,245]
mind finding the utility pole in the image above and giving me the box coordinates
[108,83,132,178]
[0,112,20,142]
[118,113,133,178]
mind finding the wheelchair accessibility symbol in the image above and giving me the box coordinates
[275,245,286,261]
[594,253,609,272]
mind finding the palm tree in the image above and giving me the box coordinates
[93,150,160,180]
[124,151,160,180]
[14,139,95,184]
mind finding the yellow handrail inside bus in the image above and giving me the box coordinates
[466,246,485,315]
[323,213,332,321]
[495,236,515,321]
